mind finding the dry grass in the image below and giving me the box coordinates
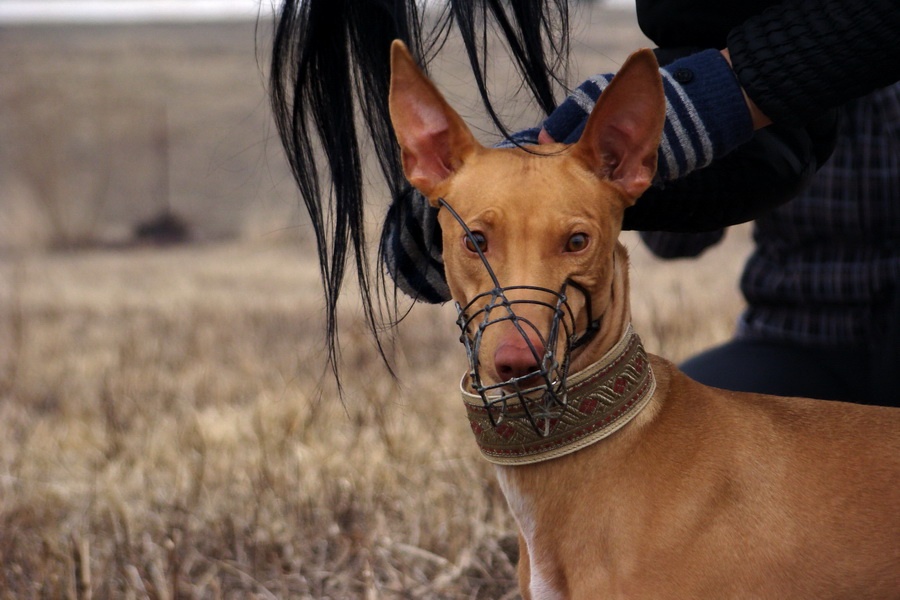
[1,5,753,598]
[0,241,511,598]
[0,228,750,598]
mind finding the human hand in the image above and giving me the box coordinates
[538,49,755,182]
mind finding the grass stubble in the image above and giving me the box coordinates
[0,229,748,598]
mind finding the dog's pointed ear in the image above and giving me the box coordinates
[571,49,666,204]
[389,40,481,203]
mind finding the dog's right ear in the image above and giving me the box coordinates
[389,40,481,203]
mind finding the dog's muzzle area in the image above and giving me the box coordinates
[440,198,600,437]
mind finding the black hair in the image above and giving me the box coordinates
[269,0,571,386]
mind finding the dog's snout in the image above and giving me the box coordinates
[494,337,545,381]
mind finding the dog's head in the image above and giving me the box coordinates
[389,40,664,408]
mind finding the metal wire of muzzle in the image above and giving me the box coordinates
[439,198,600,437]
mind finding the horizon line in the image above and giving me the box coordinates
[0,0,277,25]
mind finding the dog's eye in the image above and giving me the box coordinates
[565,233,589,253]
[464,232,488,253]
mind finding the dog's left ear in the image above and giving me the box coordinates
[571,49,666,203]
[389,40,482,203]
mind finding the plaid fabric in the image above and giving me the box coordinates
[643,83,900,348]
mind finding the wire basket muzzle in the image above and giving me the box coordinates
[455,279,598,436]
[439,197,600,436]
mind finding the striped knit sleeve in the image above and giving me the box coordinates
[543,49,754,182]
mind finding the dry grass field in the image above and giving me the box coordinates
[0,6,751,598]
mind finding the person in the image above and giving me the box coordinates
[552,1,900,406]
[641,82,900,406]
[269,0,900,390]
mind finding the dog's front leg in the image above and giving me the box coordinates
[516,531,532,600]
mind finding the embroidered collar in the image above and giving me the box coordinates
[461,324,656,465]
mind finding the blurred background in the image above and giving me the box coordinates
[0,0,298,249]
[0,0,637,250]
[0,2,748,597]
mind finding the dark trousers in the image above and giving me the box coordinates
[680,338,898,407]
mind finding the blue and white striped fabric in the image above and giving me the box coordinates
[542,49,753,182]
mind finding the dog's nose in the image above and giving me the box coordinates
[494,338,545,382]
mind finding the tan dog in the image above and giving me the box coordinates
[388,40,900,599]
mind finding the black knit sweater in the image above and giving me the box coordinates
[637,0,900,124]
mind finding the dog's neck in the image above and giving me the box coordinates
[461,242,656,465]
[572,242,632,373]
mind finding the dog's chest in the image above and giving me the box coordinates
[495,468,566,600]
